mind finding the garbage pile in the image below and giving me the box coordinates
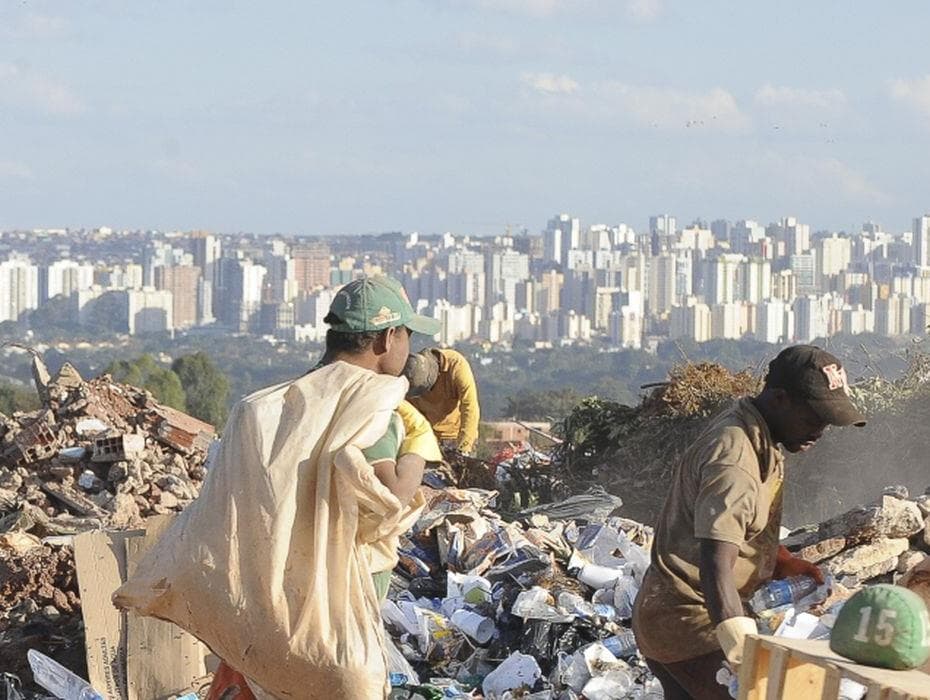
[0,356,214,687]
[381,473,930,699]
[381,479,663,699]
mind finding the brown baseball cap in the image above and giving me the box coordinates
[765,345,867,427]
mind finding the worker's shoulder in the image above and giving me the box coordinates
[436,347,471,369]
[692,406,762,472]
[437,347,468,362]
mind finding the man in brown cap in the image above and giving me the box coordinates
[632,345,866,699]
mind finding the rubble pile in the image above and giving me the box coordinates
[0,357,214,686]
[784,489,930,588]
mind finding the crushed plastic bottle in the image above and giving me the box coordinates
[27,650,103,700]
[601,630,638,659]
[749,575,819,613]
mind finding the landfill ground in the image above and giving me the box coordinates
[1,355,930,699]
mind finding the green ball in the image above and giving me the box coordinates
[830,584,930,670]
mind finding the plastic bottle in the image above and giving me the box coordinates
[601,629,638,658]
[749,575,819,613]
[27,650,103,700]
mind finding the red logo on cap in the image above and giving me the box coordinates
[822,363,849,394]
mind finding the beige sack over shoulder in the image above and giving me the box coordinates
[114,362,418,700]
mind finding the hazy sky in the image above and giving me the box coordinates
[1,1,929,237]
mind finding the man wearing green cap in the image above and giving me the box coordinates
[633,345,867,699]
[207,275,443,700]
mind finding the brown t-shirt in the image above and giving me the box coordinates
[632,398,784,663]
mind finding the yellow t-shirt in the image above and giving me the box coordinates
[365,401,439,573]
[408,348,480,453]
[632,398,784,663]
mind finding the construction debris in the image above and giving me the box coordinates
[0,355,215,695]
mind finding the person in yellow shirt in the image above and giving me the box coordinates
[404,347,480,455]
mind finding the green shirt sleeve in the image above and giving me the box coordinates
[361,412,403,464]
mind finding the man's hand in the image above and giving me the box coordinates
[774,544,824,584]
[715,616,758,667]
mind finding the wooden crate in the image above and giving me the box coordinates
[737,635,930,700]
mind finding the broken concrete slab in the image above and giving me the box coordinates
[827,537,910,579]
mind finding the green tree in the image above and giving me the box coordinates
[0,381,40,415]
[172,352,231,428]
[104,354,187,410]
[505,388,584,421]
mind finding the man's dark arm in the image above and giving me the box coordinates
[699,538,744,625]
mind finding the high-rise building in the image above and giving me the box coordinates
[815,234,852,289]
[649,214,676,255]
[703,253,744,305]
[647,255,676,316]
[755,300,791,344]
[544,214,580,267]
[774,216,811,256]
[608,308,643,349]
[789,253,817,295]
[536,270,563,314]
[670,298,712,342]
[190,232,221,285]
[792,295,830,343]
[729,220,765,255]
[840,305,874,335]
[711,303,747,340]
[125,288,174,334]
[913,215,930,268]
[154,265,202,329]
[0,257,39,322]
[486,250,529,308]
[739,258,772,304]
[41,259,94,303]
[292,243,331,292]
[874,295,912,336]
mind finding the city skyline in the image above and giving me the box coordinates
[3,210,929,349]
[1,2,930,235]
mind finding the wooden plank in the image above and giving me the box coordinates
[765,646,790,700]
[819,666,842,700]
[865,684,886,700]
[782,654,827,699]
[752,636,930,699]
[738,636,762,700]
[125,514,209,700]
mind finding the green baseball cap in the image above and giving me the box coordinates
[325,275,441,336]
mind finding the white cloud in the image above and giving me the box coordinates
[0,63,85,116]
[754,84,846,110]
[0,160,34,181]
[889,75,930,119]
[473,0,564,16]
[521,72,579,95]
[596,82,748,130]
[626,0,662,21]
[762,152,891,206]
[456,31,519,56]
[1,13,69,40]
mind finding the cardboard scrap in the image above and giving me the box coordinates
[73,517,210,700]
